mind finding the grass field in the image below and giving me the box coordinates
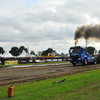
[0,68,100,100]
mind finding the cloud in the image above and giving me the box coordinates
[24,9,87,24]
[0,0,100,53]
[0,0,9,4]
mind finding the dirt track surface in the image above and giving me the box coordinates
[0,63,100,86]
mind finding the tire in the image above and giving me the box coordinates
[73,63,76,66]
[83,58,88,65]
[93,60,97,64]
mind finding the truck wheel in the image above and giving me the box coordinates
[83,58,87,65]
[73,63,76,66]
[93,60,97,64]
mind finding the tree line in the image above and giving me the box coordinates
[0,46,99,57]
[0,46,35,56]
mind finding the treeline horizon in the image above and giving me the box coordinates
[0,46,99,57]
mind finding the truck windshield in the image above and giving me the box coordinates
[70,47,80,53]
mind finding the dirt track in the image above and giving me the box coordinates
[0,63,100,86]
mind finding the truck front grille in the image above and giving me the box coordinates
[71,57,78,62]
[71,55,78,57]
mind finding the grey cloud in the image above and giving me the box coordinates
[0,0,88,44]
[0,13,76,43]
[24,10,87,24]
[0,0,9,4]
[63,10,87,24]
[24,11,67,23]
[63,0,100,20]
[0,17,25,30]
[88,8,100,19]
[1,0,99,53]
[65,0,95,9]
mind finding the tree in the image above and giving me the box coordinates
[9,47,19,56]
[19,46,28,54]
[30,51,35,55]
[98,50,100,54]
[0,46,5,54]
[86,46,96,55]
[56,53,60,56]
[9,46,28,56]
[66,53,68,56]
[42,48,56,56]
[60,53,65,57]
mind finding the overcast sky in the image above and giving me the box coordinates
[0,0,100,54]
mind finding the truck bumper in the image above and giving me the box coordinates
[70,60,83,64]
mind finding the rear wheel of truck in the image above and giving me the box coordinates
[92,60,97,64]
[83,58,88,65]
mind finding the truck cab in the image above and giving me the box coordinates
[69,46,96,66]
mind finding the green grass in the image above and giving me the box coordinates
[0,61,69,67]
[0,69,100,100]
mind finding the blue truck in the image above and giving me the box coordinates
[69,46,96,66]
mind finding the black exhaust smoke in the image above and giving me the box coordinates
[74,24,100,46]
